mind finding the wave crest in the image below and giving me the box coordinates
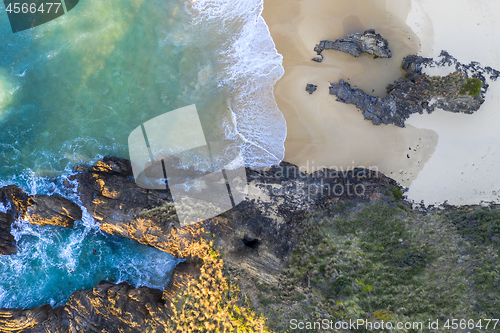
[187,0,287,167]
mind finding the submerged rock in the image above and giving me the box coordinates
[313,29,392,62]
[329,51,499,127]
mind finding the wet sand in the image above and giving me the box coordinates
[263,0,500,205]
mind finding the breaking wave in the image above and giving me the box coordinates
[188,0,287,167]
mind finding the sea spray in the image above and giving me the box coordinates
[0,173,180,310]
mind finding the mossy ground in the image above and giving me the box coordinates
[425,73,482,98]
[459,78,482,97]
[230,200,499,332]
[426,72,466,97]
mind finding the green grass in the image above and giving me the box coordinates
[382,184,404,201]
[446,207,500,317]
[447,208,500,245]
[249,201,500,332]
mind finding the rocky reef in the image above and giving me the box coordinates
[312,29,392,62]
[329,51,500,127]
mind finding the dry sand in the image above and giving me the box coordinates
[263,0,500,205]
[405,0,500,205]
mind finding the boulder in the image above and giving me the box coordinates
[26,195,82,228]
[305,83,317,94]
[313,29,392,61]
[0,211,17,255]
[0,185,82,230]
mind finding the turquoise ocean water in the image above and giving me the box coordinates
[0,0,285,309]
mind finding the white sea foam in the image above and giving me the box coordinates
[0,170,179,309]
[187,0,287,168]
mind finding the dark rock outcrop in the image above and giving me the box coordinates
[26,195,82,228]
[0,211,17,255]
[73,156,133,176]
[0,185,82,230]
[305,84,317,94]
[313,29,392,62]
[0,185,30,219]
[0,281,171,333]
[329,51,499,127]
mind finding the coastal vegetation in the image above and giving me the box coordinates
[426,74,482,98]
[459,78,482,97]
[231,199,500,332]
[167,239,271,332]
[426,72,466,97]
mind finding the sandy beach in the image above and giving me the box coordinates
[263,0,500,205]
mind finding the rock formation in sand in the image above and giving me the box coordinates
[312,29,392,62]
[305,84,317,94]
[329,51,500,127]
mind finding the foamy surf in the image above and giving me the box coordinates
[0,173,180,309]
[187,0,287,167]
